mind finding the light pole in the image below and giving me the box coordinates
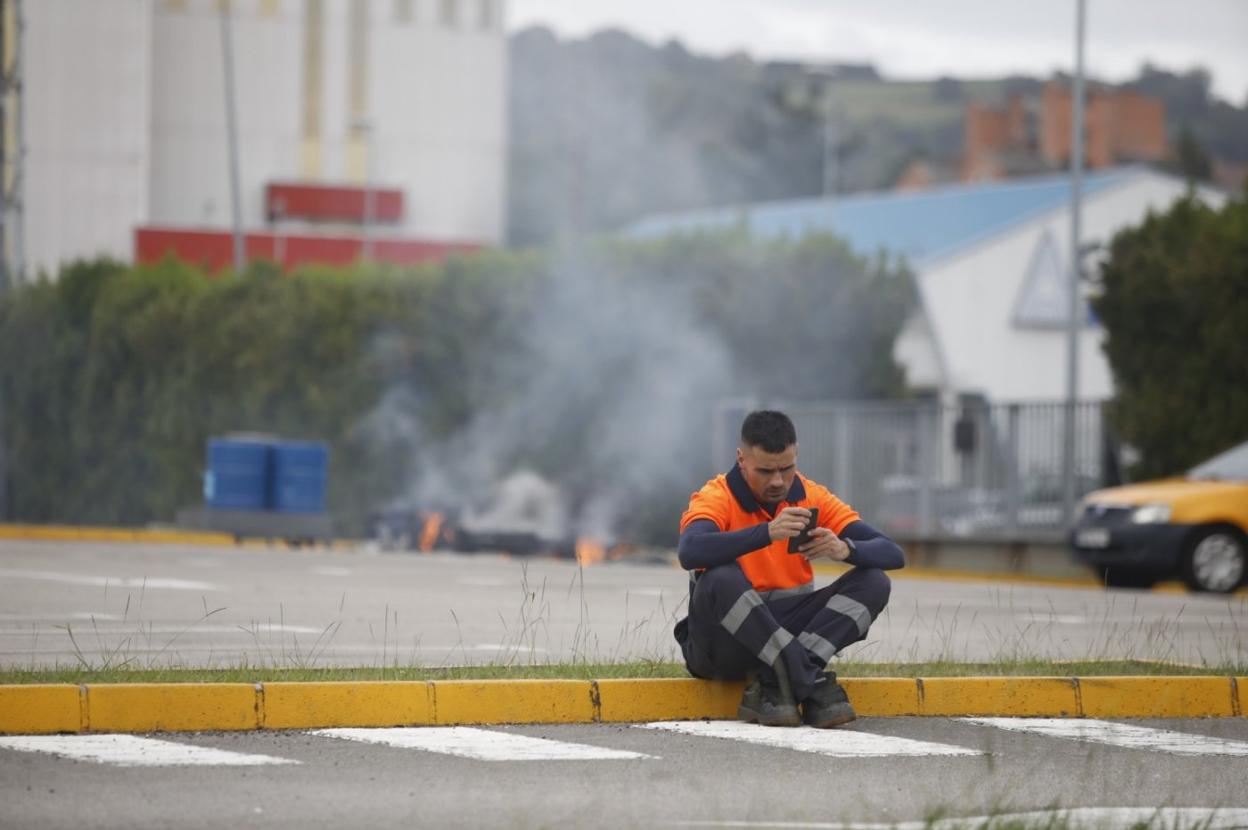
[270,196,285,268]
[807,68,838,196]
[822,86,838,196]
[1062,0,1087,524]
[1,0,26,290]
[219,1,245,275]
[0,0,21,520]
[353,118,375,261]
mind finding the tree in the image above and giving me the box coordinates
[1091,192,1248,479]
[0,230,913,543]
[1170,127,1212,183]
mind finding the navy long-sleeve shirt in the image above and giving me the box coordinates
[678,517,904,572]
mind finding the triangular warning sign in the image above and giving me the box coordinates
[1013,229,1089,328]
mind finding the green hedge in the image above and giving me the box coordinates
[0,230,913,541]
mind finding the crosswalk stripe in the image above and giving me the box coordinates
[962,718,1248,756]
[311,727,655,761]
[638,721,981,757]
[0,734,298,767]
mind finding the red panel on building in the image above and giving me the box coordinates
[135,227,480,272]
[265,182,404,223]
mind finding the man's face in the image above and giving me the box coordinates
[737,443,798,505]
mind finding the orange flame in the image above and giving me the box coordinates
[419,512,443,552]
[575,537,607,567]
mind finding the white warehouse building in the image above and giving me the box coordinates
[5,0,507,278]
[628,168,1227,535]
[628,167,1226,406]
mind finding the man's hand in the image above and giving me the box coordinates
[767,506,811,543]
[799,527,851,562]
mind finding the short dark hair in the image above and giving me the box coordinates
[740,410,796,453]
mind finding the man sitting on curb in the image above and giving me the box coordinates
[673,410,904,727]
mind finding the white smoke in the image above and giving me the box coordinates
[357,248,736,542]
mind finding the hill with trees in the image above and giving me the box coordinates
[508,27,1248,247]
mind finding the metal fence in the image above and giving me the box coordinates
[713,399,1114,543]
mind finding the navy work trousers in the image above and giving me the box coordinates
[676,563,891,701]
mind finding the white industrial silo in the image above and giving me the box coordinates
[12,0,507,278]
[148,0,304,231]
[17,0,152,278]
[148,0,506,243]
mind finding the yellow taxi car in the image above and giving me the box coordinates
[1070,439,1248,592]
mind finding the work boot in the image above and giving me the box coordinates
[738,664,800,727]
[801,672,856,728]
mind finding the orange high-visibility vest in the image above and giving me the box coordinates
[679,466,859,593]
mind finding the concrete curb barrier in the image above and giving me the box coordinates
[0,523,237,546]
[0,523,356,549]
[0,676,1242,735]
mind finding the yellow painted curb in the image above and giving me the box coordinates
[1078,676,1236,718]
[810,562,1101,590]
[0,685,83,734]
[263,681,433,729]
[0,676,1244,735]
[86,683,260,732]
[919,677,1079,717]
[432,679,596,725]
[842,678,922,716]
[809,563,1248,597]
[0,523,358,549]
[596,678,744,722]
[0,523,236,546]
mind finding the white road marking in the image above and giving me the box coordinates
[0,569,219,592]
[87,623,325,635]
[313,727,654,761]
[665,807,1248,829]
[0,735,298,767]
[963,717,1248,756]
[638,721,981,757]
[403,644,548,654]
[0,623,324,637]
[0,612,122,621]
[311,566,352,577]
[456,577,511,587]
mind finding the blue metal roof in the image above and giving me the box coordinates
[624,167,1138,267]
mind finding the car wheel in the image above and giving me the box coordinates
[1097,566,1159,589]
[1182,525,1247,593]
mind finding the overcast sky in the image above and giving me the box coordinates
[508,0,1248,104]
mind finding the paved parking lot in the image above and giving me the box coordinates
[1,539,1244,668]
[3,718,1248,828]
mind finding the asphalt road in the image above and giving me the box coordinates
[3,718,1248,829]
[0,539,1245,669]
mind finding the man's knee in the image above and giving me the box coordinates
[693,562,752,599]
[849,567,891,615]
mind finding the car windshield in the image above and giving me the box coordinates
[1188,440,1248,481]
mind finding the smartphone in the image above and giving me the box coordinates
[786,507,820,553]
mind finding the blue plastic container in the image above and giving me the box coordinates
[270,440,329,513]
[204,438,271,510]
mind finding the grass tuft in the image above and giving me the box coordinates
[0,658,1235,685]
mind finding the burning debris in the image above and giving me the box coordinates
[418,511,443,552]
[372,470,630,564]
[574,537,606,567]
